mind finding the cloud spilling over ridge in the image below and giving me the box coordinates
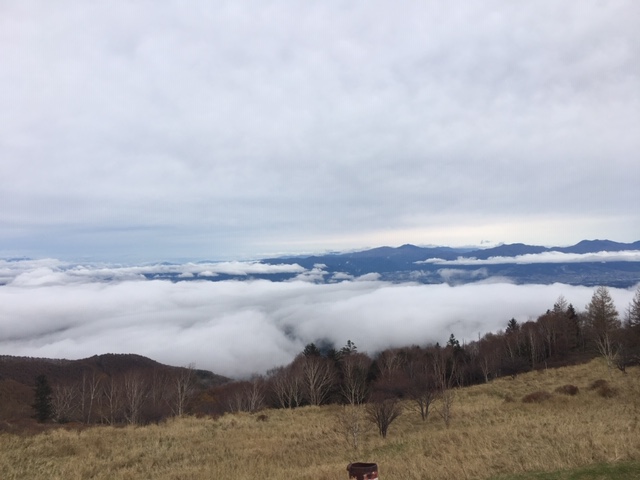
[1,261,638,378]
[417,250,640,265]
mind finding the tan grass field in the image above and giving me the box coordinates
[2,359,640,479]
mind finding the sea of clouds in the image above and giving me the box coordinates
[0,258,638,378]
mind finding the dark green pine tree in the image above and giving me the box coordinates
[447,333,461,349]
[506,318,520,334]
[628,287,640,330]
[32,374,53,423]
[340,339,358,357]
[303,342,321,357]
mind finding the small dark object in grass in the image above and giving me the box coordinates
[587,379,618,398]
[597,384,618,398]
[588,379,608,391]
[522,391,552,403]
[555,384,579,396]
[256,414,268,422]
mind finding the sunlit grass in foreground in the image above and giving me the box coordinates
[1,359,639,479]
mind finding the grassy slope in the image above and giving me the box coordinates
[1,359,639,480]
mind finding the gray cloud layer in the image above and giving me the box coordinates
[1,1,639,260]
[1,260,637,378]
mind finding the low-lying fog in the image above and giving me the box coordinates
[0,259,637,378]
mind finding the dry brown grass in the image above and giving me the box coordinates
[1,359,639,479]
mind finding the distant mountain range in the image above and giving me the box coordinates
[260,239,640,288]
[7,240,635,288]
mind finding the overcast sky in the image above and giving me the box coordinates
[1,1,639,261]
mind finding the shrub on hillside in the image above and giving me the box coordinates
[598,384,618,398]
[555,384,579,396]
[587,379,618,398]
[522,391,552,403]
[366,394,403,438]
[588,379,608,391]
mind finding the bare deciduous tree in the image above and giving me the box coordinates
[226,383,246,413]
[79,370,103,424]
[302,355,335,406]
[172,363,196,417]
[522,321,542,369]
[51,383,77,423]
[335,404,371,450]
[438,388,455,428]
[100,375,123,425]
[225,376,265,413]
[376,349,403,380]
[339,353,371,405]
[408,371,438,422]
[243,376,265,412]
[268,364,303,409]
[366,394,402,439]
[268,366,290,409]
[433,346,456,428]
[148,368,171,412]
[123,371,148,424]
[476,334,501,382]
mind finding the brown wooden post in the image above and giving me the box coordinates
[347,462,378,479]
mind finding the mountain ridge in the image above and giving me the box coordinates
[261,239,640,287]
[0,353,229,389]
[0,353,230,425]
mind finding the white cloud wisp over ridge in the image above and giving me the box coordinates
[417,250,640,265]
[1,261,637,378]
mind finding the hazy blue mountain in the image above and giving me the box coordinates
[261,240,640,287]
[468,243,548,259]
[552,239,640,254]
[472,239,640,257]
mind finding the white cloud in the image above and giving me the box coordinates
[292,264,329,283]
[0,260,637,378]
[438,268,489,284]
[331,272,354,282]
[208,261,306,276]
[354,273,381,282]
[198,271,217,278]
[418,250,640,265]
[0,259,305,286]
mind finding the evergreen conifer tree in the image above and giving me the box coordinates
[627,287,640,329]
[585,286,620,370]
[32,374,53,422]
